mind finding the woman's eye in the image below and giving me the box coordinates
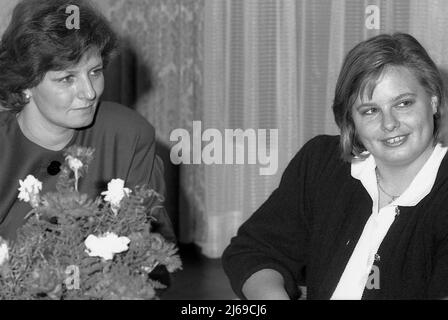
[362,108,378,115]
[59,75,75,84]
[90,68,103,77]
[396,100,413,108]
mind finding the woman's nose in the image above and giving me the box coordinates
[381,110,400,131]
[78,78,96,100]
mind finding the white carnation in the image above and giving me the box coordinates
[101,179,131,212]
[18,175,42,207]
[0,240,9,266]
[84,232,130,260]
[66,155,83,171]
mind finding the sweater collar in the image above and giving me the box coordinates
[350,143,448,209]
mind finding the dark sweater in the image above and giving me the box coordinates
[222,135,448,299]
[0,101,175,243]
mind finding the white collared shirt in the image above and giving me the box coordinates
[331,143,448,300]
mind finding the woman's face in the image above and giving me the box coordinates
[26,49,104,131]
[351,66,437,169]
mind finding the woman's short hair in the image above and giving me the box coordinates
[0,0,118,112]
[332,32,447,161]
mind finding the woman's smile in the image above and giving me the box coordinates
[381,134,409,147]
[352,66,437,170]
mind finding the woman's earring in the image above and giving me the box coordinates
[431,96,438,115]
[24,93,31,100]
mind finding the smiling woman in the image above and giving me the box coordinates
[222,33,448,300]
[0,0,175,244]
[351,66,438,206]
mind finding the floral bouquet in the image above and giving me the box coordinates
[0,146,182,300]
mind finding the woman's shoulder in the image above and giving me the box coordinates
[0,110,15,125]
[294,134,341,163]
[0,110,17,136]
[303,134,340,151]
[283,134,346,184]
[94,101,155,140]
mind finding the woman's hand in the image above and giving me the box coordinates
[242,268,290,300]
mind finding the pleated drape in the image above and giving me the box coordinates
[1,0,448,258]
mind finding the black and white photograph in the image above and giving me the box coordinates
[0,0,448,306]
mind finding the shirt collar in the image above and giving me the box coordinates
[351,143,448,208]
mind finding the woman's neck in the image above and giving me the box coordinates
[16,110,74,151]
[375,144,436,196]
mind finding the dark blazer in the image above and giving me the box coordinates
[222,135,448,299]
[0,101,175,243]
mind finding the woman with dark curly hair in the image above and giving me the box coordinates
[223,33,448,299]
[0,0,175,243]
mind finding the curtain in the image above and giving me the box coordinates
[197,0,448,258]
[2,1,448,258]
[96,0,205,250]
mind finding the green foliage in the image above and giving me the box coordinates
[0,146,182,300]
